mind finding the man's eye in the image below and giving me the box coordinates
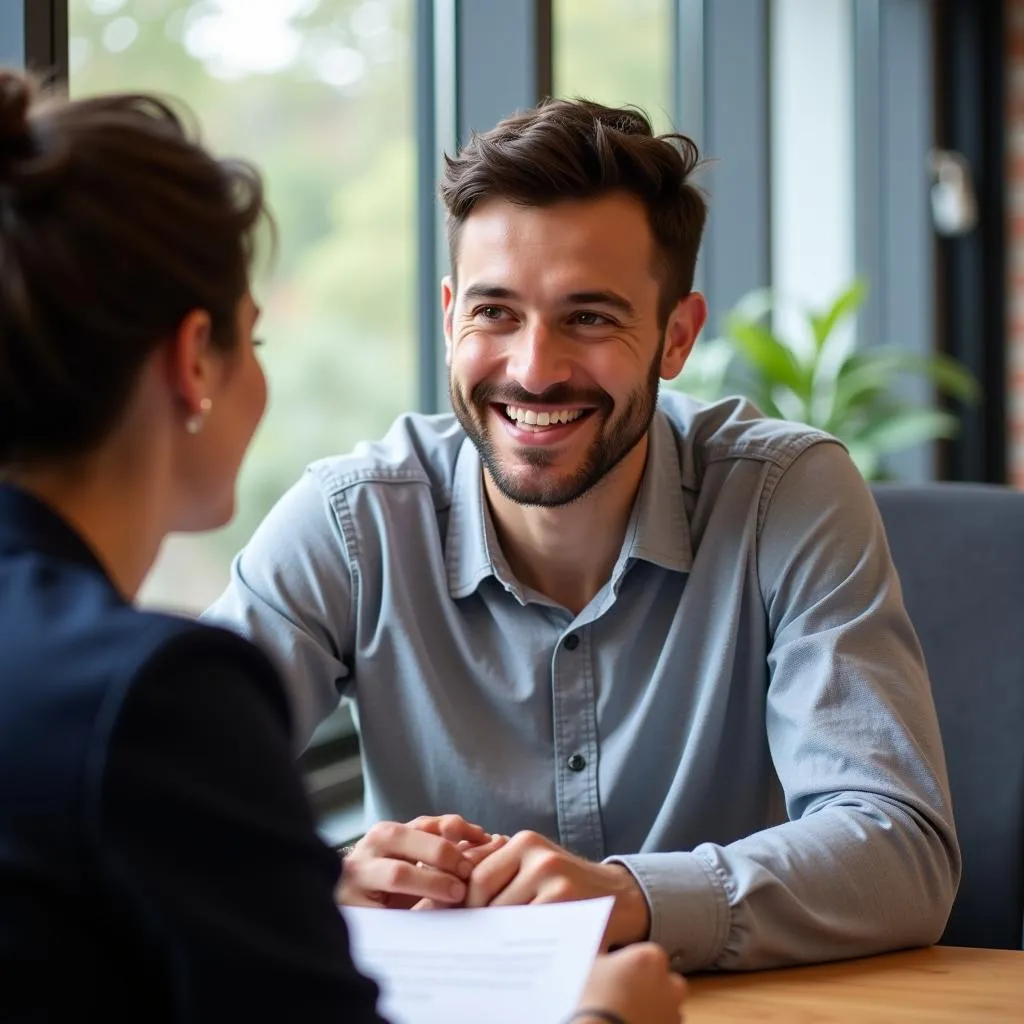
[573,311,610,327]
[475,306,505,320]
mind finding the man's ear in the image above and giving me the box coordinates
[660,292,708,381]
[441,275,456,367]
[168,309,215,417]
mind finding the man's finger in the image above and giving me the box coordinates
[405,814,488,845]
[464,844,523,908]
[346,857,467,905]
[461,834,509,867]
[489,866,577,908]
[410,897,441,911]
[336,885,384,909]
[670,972,687,1005]
[437,814,489,843]
[361,823,474,880]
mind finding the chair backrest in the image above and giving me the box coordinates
[871,483,1024,950]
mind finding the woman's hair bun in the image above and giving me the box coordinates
[0,70,68,198]
[0,70,32,147]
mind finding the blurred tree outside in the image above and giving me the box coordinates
[69,0,417,611]
[69,0,675,613]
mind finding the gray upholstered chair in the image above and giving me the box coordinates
[871,483,1024,950]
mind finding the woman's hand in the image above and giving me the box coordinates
[573,944,687,1024]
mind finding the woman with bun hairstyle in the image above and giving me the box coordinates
[0,71,686,1024]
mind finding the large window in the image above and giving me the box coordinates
[553,0,673,132]
[69,0,417,614]
[769,0,855,349]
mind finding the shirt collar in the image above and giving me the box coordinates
[625,407,694,574]
[444,408,693,599]
[446,441,512,598]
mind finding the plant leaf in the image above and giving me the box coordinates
[828,348,980,434]
[707,281,980,461]
[724,314,812,401]
[744,383,787,420]
[850,407,961,455]
[809,278,867,354]
[827,355,894,428]
[865,347,981,404]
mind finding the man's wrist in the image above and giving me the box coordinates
[605,863,651,946]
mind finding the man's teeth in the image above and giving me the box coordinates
[505,406,585,427]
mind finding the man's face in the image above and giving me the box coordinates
[443,193,703,507]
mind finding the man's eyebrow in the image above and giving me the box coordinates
[565,290,636,317]
[461,285,636,317]
[461,284,520,302]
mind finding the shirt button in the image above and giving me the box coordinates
[564,633,580,651]
[567,752,586,772]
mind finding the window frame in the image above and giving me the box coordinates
[3,0,68,78]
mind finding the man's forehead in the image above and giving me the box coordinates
[454,195,658,290]
[459,193,651,242]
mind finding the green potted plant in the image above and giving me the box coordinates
[673,280,980,479]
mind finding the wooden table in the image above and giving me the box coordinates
[685,946,1024,1022]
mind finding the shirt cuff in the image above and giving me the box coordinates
[604,851,731,973]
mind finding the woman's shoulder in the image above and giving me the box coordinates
[127,610,279,679]
[108,609,288,726]
[0,601,293,866]
[84,611,295,808]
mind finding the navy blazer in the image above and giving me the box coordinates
[0,484,383,1022]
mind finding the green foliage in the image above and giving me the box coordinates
[674,281,980,479]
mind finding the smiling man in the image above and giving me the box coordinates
[206,99,959,972]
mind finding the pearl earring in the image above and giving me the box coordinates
[185,397,213,435]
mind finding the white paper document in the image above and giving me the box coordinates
[343,896,613,1024]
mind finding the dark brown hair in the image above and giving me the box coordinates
[0,69,269,467]
[439,98,707,325]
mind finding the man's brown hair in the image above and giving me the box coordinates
[439,98,707,325]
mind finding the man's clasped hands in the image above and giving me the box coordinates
[338,814,651,951]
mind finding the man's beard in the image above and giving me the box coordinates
[449,348,663,508]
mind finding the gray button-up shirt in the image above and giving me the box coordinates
[206,392,960,972]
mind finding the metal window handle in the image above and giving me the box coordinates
[929,149,978,237]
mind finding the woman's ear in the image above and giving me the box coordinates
[168,309,214,420]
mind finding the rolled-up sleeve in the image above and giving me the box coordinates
[612,440,960,971]
[204,468,355,750]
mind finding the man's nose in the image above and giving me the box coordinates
[505,322,572,395]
